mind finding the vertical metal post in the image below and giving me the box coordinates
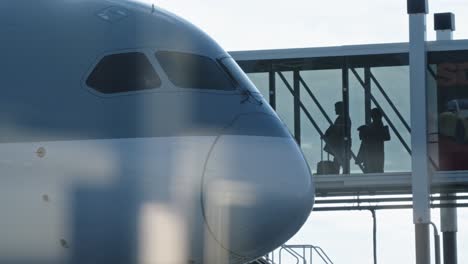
[443,231,457,264]
[415,224,431,264]
[269,70,276,110]
[441,198,457,264]
[371,210,378,264]
[294,70,301,145]
[435,12,458,264]
[365,67,372,125]
[408,1,431,264]
[342,63,350,174]
[434,231,442,264]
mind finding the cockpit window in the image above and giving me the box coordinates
[155,51,236,91]
[86,52,161,94]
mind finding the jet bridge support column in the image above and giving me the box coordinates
[269,70,276,110]
[342,64,350,174]
[408,1,431,264]
[434,12,458,264]
[294,70,301,145]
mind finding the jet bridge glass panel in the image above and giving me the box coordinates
[87,52,162,94]
[236,53,411,174]
[428,50,468,171]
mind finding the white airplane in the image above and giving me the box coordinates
[0,1,314,263]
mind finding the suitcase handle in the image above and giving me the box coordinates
[321,139,323,161]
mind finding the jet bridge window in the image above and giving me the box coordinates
[86,52,161,94]
[155,51,236,91]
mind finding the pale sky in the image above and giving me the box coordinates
[152,0,468,51]
[146,1,468,263]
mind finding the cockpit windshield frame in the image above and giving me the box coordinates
[218,57,263,95]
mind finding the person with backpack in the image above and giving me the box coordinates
[356,108,391,173]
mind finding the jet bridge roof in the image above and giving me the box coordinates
[230,40,468,61]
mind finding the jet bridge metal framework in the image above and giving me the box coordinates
[231,41,468,209]
[233,43,414,175]
[230,39,468,196]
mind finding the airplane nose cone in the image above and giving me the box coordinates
[201,113,314,261]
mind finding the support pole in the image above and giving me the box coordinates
[408,1,431,264]
[371,210,377,264]
[434,12,458,264]
[441,211,457,264]
[415,224,431,264]
[364,67,372,125]
[342,63,350,174]
[269,70,276,110]
[293,70,301,145]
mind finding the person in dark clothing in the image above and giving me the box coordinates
[323,101,351,173]
[356,108,391,173]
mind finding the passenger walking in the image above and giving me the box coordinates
[323,101,351,174]
[356,108,391,173]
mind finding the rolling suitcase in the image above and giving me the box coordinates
[316,139,339,175]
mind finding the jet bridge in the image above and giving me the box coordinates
[231,40,468,264]
[231,40,468,199]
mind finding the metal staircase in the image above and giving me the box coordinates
[248,244,334,264]
[248,257,275,264]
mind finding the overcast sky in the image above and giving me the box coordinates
[146,1,468,263]
[152,0,468,51]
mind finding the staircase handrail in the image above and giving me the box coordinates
[281,244,334,264]
[279,245,302,264]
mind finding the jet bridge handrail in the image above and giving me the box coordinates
[276,73,324,138]
[427,66,437,83]
[369,71,412,133]
[277,71,365,172]
[298,75,334,125]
